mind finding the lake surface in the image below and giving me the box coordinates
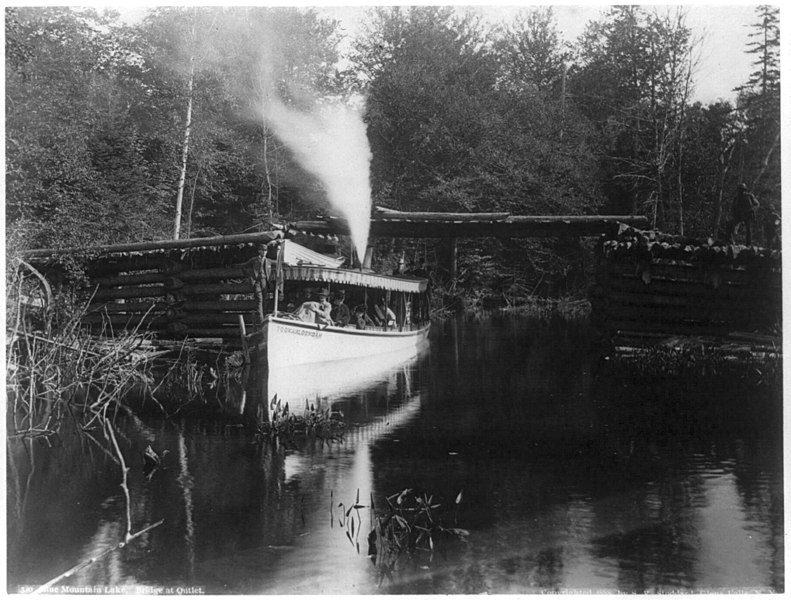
[7,315,784,594]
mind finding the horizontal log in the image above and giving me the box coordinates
[612,331,681,342]
[142,299,259,312]
[89,281,256,301]
[606,262,780,288]
[598,304,771,326]
[177,266,249,281]
[92,285,167,301]
[607,319,735,337]
[178,282,254,296]
[612,332,781,353]
[93,271,169,287]
[604,276,781,301]
[610,254,780,272]
[600,290,781,312]
[83,308,258,327]
[294,215,650,239]
[85,256,183,276]
[88,301,164,314]
[95,265,253,288]
[596,304,780,327]
[178,327,247,339]
[727,331,783,345]
[79,248,261,277]
[176,314,257,326]
[373,208,512,222]
[603,243,781,267]
[181,299,260,312]
[81,314,168,328]
[22,231,281,259]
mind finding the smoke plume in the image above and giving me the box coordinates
[263,96,372,265]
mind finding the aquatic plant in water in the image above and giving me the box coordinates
[607,340,782,385]
[254,396,346,445]
[333,488,469,586]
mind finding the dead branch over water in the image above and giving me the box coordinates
[31,519,165,595]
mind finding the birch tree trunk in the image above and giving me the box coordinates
[263,125,274,225]
[676,46,694,236]
[185,164,201,239]
[173,10,197,240]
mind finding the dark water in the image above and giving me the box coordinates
[7,316,783,594]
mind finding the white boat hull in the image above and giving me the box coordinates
[262,315,430,368]
[266,341,428,408]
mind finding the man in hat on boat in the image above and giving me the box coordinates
[294,288,334,325]
[330,289,351,327]
[726,183,760,246]
[316,288,334,325]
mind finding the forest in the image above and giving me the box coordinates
[5,5,781,298]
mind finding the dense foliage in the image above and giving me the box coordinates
[5,6,781,297]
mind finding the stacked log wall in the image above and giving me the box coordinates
[68,244,269,348]
[591,227,782,349]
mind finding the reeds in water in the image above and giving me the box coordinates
[254,396,347,445]
[7,274,160,439]
[332,487,468,586]
[607,339,782,385]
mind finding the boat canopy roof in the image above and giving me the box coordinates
[279,240,427,293]
[282,265,428,293]
[281,239,345,268]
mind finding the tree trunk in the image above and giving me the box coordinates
[262,126,274,226]
[676,49,694,236]
[185,164,201,239]
[174,9,197,240]
[713,142,736,236]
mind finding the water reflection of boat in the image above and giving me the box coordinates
[255,240,431,368]
[266,339,429,409]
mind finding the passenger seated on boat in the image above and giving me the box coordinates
[294,289,334,325]
[373,297,396,327]
[317,288,334,323]
[317,288,335,324]
[353,305,375,330]
[283,293,298,313]
[330,289,351,327]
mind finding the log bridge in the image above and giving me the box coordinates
[20,211,646,348]
[20,210,780,353]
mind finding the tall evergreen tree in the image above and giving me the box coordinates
[732,4,780,212]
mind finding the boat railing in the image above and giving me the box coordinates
[268,313,424,333]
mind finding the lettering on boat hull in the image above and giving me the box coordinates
[276,325,323,339]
